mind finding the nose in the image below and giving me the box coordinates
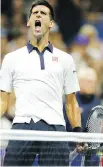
[36,11,41,18]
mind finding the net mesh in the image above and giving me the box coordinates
[0,130,103,166]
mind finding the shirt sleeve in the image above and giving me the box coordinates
[0,54,13,92]
[63,56,80,95]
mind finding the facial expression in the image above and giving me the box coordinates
[27,5,54,38]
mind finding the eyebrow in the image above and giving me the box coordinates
[32,10,47,14]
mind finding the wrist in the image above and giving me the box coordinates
[73,127,82,132]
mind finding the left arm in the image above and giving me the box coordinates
[65,93,81,130]
[63,54,81,130]
[66,93,85,154]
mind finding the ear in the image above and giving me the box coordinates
[49,20,54,29]
[27,19,30,27]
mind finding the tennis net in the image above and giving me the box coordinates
[0,130,103,166]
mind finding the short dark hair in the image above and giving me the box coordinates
[29,0,54,20]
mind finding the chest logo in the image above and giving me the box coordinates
[52,57,58,62]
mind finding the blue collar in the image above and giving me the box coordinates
[27,42,53,53]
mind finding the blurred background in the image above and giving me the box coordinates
[1,0,103,138]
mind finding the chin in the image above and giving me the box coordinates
[34,33,42,38]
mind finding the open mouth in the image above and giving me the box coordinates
[35,20,41,33]
[35,20,41,27]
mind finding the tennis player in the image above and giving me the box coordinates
[0,0,82,166]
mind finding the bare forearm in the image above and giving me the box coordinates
[65,94,81,129]
[0,91,9,117]
[0,101,7,117]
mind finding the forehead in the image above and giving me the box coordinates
[32,5,50,13]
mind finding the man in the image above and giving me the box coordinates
[76,67,101,132]
[0,0,81,166]
[75,67,101,166]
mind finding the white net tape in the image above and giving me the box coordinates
[0,130,103,166]
[1,129,103,142]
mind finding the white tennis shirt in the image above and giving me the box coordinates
[0,43,80,126]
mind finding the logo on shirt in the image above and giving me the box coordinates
[73,70,76,73]
[52,57,58,62]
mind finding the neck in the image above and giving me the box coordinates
[30,32,49,52]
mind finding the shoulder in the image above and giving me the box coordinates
[3,46,27,62]
[2,46,27,68]
[53,47,74,65]
[6,46,27,57]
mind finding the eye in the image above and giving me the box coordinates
[33,11,38,15]
[41,11,46,15]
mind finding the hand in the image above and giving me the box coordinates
[76,143,89,153]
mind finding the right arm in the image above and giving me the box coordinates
[0,54,13,117]
[0,91,10,117]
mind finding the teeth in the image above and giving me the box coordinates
[35,20,41,27]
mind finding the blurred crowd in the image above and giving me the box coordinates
[1,0,103,144]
